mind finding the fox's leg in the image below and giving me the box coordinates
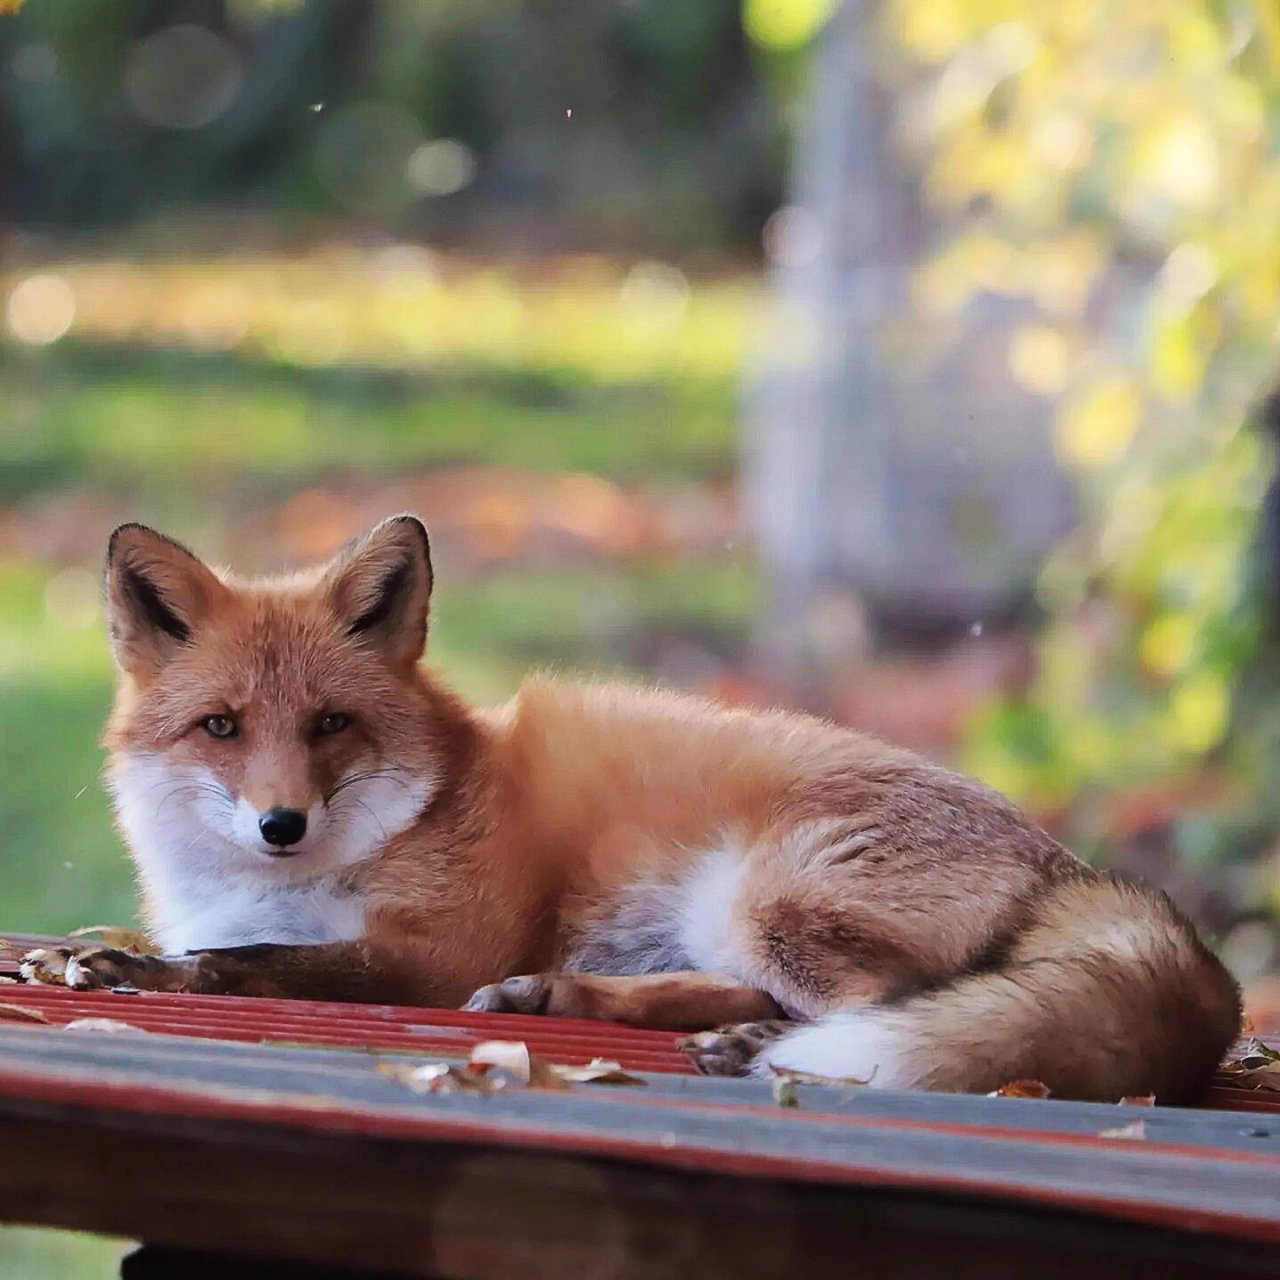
[463,971,784,1030]
[22,939,457,1006]
[464,812,1063,1069]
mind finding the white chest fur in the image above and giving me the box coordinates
[155,878,368,953]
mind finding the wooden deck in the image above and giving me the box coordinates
[3,933,1280,1278]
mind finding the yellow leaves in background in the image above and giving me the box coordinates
[1140,613,1198,678]
[742,0,837,51]
[1055,376,1141,468]
[1131,113,1220,211]
[2,252,758,386]
[1149,310,1211,402]
[0,0,24,13]
[1009,324,1071,395]
[1170,670,1230,753]
[913,231,1102,317]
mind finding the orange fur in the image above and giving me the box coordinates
[73,516,1241,1103]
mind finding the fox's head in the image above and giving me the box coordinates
[103,516,452,899]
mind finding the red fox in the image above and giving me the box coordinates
[25,516,1241,1101]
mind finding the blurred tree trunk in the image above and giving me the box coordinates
[742,0,1072,688]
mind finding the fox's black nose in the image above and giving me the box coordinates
[259,807,307,849]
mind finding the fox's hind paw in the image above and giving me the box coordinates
[679,1020,791,1076]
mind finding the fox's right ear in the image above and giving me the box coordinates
[104,524,225,678]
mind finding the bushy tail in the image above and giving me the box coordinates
[756,874,1241,1103]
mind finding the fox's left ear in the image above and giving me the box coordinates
[324,515,433,666]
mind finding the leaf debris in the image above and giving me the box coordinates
[18,949,68,985]
[1218,1039,1280,1091]
[0,1003,48,1024]
[772,1077,800,1108]
[769,1065,874,1089]
[67,926,159,956]
[378,1040,646,1097]
[63,1017,148,1035]
[1098,1120,1147,1140]
[988,1079,1051,1099]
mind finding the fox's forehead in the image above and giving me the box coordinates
[159,591,379,711]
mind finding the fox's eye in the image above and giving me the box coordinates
[202,715,238,739]
[318,712,350,735]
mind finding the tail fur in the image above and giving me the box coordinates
[756,874,1242,1103]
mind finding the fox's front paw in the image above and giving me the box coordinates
[20,946,197,993]
[462,973,552,1016]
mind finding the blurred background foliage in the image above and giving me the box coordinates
[5,5,1280,1269]
[1,0,1279,961]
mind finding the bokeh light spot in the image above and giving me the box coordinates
[743,0,836,51]
[5,274,76,345]
[406,139,477,197]
[125,25,243,130]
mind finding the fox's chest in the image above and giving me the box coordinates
[152,877,367,954]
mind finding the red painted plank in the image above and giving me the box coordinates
[7,933,1280,1103]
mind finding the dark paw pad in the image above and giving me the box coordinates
[462,974,552,1015]
[679,1019,790,1076]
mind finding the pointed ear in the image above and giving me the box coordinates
[104,524,226,678]
[324,515,433,665]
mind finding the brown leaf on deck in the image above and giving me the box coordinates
[0,1003,48,1024]
[772,1077,800,1108]
[67,926,160,956]
[769,1065,874,1088]
[378,1060,501,1096]
[554,1057,646,1086]
[63,1017,148,1035]
[470,1040,571,1090]
[379,1043,646,1097]
[988,1079,1051,1099]
[1219,1038,1280,1090]
[19,949,69,985]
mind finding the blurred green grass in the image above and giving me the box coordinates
[0,1227,129,1280]
[0,341,739,504]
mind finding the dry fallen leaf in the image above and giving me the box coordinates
[379,1044,647,1098]
[554,1057,646,1086]
[1219,1039,1280,1090]
[379,1060,504,1096]
[769,1065,874,1088]
[63,1017,148,1036]
[1120,1094,1156,1107]
[988,1079,1051,1099]
[1099,1120,1147,1140]
[17,950,67,985]
[67,926,160,956]
[772,1077,800,1108]
[0,1003,48,1024]
[470,1040,571,1090]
